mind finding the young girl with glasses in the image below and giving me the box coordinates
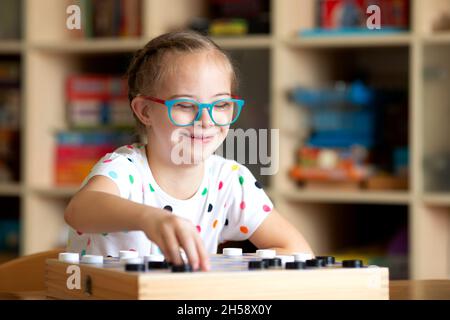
[64,30,313,271]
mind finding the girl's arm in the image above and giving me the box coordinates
[248,209,314,255]
[64,175,209,271]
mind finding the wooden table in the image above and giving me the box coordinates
[1,280,449,300]
[389,280,450,300]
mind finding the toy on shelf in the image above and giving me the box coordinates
[289,146,373,190]
[300,0,410,37]
[288,80,409,190]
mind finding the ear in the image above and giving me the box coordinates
[130,96,152,126]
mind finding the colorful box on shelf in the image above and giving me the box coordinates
[209,19,249,36]
[54,131,134,186]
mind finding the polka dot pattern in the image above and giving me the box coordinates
[108,171,118,179]
[67,146,275,259]
[240,226,249,234]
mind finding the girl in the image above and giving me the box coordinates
[64,30,313,271]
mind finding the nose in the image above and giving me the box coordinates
[195,106,214,128]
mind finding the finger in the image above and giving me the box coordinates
[155,242,168,261]
[194,233,210,271]
[176,230,199,270]
[162,229,183,266]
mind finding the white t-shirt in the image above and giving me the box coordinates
[66,143,273,257]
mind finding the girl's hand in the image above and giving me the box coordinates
[142,209,210,271]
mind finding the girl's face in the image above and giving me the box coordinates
[146,51,233,165]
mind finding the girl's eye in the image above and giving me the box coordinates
[174,103,195,109]
[215,102,233,109]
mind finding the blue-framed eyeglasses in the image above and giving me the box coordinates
[139,95,245,127]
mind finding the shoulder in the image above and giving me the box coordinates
[103,143,145,162]
[88,143,146,181]
[96,143,146,169]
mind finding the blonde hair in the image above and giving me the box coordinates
[126,30,239,134]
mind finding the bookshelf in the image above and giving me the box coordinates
[1,0,449,280]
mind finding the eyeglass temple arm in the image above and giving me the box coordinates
[141,95,242,103]
[141,96,166,104]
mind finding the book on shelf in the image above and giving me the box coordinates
[67,0,142,39]
[56,73,137,186]
[66,74,134,129]
[0,61,20,183]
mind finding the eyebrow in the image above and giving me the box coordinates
[168,93,231,99]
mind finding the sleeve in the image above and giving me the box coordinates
[79,151,141,200]
[219,163,274,242]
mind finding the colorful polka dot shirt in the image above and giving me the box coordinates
[66,143,273,257]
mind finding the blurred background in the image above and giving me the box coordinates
[0,0,449,280]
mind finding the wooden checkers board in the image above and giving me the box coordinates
[45,254,389,300]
